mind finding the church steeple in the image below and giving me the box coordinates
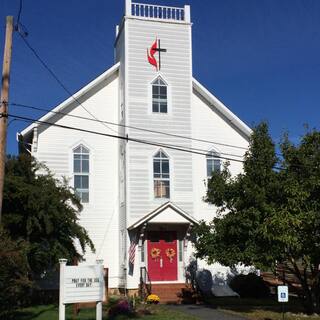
[115,2,194,265]
[125,0,191,23]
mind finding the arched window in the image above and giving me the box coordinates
[152,77,167,113]
[206,151,221,178]
[153,150,170,198]
[73,144,89,203]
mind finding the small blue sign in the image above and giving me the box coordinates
[278,286,289,302]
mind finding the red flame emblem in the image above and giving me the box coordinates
[147,39,158,71]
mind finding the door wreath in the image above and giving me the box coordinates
[165,248,176,262]
[150,248,161,260]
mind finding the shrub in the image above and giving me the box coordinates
[178,288,199,304]
[107,296,133,319]
[0,228,33,318]
[229,273,270,298]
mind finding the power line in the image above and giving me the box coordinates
[16,0,22,25]
[12,23,246,160]
[9,113,246,163]
[10,102,244,158]
[10,106,244,159]
[8,118,18,127]
[16,30,118,135]
[10,102,248,154]
[12,8,289,167]
[14,16,249,153]
[15,0,28,37]
[12,113,314,172]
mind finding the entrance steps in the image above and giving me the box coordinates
[151,283,190,304]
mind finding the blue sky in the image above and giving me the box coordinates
[1,0,320,154]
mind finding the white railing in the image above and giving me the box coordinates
[129,2,190,22]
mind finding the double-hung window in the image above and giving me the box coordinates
[206,151,221,178]
[73,145,89,203]
[153,150,170,198]
[152,77,167,113]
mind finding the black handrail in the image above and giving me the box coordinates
[139,267,152,299]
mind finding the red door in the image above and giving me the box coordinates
[147,231,178,281]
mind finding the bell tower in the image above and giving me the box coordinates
[115,0,194,289]
[115,0,193,215]
[115,2,194,283]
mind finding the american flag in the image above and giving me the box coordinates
[129,234,138,266]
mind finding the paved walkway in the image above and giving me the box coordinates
[167,304,247,320]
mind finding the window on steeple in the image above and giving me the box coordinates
[153,150,170,198]
[152,77,167,113]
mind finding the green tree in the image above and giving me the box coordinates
[2,154,94,275]
[0,228,32,318]
[193,123,320,313]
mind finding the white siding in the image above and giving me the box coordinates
[191,88,249,222]
[25,5,252,291]
[33,73,121,288]
[115,23,128,283]
[125,18,193,226]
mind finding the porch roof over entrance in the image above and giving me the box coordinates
[128,201,199,231]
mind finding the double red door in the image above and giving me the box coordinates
[147,231,178,281]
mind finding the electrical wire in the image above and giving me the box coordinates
[9,113,246,163]
[10,102,248,153]
[10,104,245,158]
[15,0,28,36]
[12,113,313,172]
[13,9,249,153]
[16,0,22,25]
[16,31,118,135]
[11,4,296,170]
[8,118,18,127]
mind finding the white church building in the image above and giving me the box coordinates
[19,0,251,295]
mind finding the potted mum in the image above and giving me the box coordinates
[146,294,160,304]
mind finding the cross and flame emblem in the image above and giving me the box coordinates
[147,38,167,71]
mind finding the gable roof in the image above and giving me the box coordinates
[19,62,251,140]
[20,62,120,138]
[128,201,199,230]
[192,78,252,138]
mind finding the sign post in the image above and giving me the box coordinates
[278,285,289,320]
[59,259,105,320]
[96,259,104,320]
[59,259,67,320]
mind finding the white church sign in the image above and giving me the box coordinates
[59,259,105,320]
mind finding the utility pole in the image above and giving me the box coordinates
[0,16,14,223]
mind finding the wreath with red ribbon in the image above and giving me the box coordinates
[165,248,176,262]
[150,248,161,260]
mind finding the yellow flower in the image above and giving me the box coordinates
[147,294,160,303]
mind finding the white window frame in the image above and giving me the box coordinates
[73,144,90,203]
[153,149,171,199]
[206,151,221,179]
[151,77,168,113]
[148,74,172,116]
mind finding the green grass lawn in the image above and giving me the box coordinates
[208,297,320,320]
[12,298,320,320]
[13,304,197,320]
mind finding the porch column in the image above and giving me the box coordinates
[183,224,194,284]
[138,224,147,268]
